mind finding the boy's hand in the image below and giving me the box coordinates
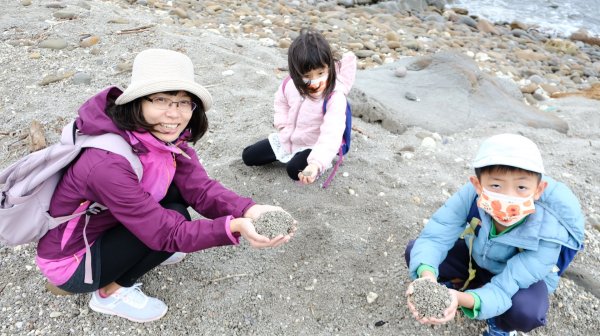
[298,163,319,184]
[230,217,293,248]
[405,278,458,325]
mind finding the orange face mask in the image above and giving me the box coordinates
[477,189,536,226]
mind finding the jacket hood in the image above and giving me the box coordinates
[538,176,585,250]
[75,86,128,138]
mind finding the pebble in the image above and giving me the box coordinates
[366,292,378,304]
[72,72,92,85]
[222,70,235,77]
[79,35,100,48]
[421,137,436,149]
[38,38,68,50]
[404,92,419,101]
[394,66,407,77]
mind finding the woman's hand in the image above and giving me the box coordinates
[243,204,284,220]
[298,163,319,185]
[229,217,293,249]
[405,277,458,325]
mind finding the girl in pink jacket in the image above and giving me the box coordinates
[242,29,356,185]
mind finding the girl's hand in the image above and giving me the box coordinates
[243,204,284,220]
[298,163,319,184]
[229,217,292,248]
[405,277,458,325]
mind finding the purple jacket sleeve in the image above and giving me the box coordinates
[173,143,255,219]
[85,151,249,253]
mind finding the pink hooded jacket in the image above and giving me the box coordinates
[273,54,357,173]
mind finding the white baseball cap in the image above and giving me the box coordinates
[473,134,545,174]
[115,49,213,112]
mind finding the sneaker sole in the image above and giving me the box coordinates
[160,253,187,266]
[89,298,168,323]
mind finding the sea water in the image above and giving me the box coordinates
[447,0,600,37]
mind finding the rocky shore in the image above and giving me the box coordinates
[1,1,600,335]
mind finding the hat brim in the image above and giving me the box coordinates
[473,156,545,174]
[114,79,213,111]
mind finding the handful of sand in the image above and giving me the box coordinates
[252,211,295,238]
[408,279,452,319]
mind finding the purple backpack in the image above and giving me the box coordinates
[0,121,142,247]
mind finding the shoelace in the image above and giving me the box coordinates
[114,283,147,306]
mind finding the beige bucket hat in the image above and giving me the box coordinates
[115,49,213,111]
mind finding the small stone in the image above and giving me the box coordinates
[222,70,234,77]
[421,137,436,149]
[394,66,407,78]
[79,35,100,48]
[20,0,32,6]
[405,92,419,101]
[53,11,78,20]
[348,188,355,195]
[72,72,92,85]
[342,172,349,177]
[170,8,188,19]
[39,71,75,86]
[38,38,68,50]
[49,312,62,318]
[366,292,378,304]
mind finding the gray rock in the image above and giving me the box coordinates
[352,51,568,134]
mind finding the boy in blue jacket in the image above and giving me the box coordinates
[405,134,584,336]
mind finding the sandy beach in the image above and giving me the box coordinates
[1,1,600,335]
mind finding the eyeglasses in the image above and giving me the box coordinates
[144,97,197,112]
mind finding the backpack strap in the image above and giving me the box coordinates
[68,122,143,283]
[457,197,481,291]
[320,92,343,189]
[282,76,291,95]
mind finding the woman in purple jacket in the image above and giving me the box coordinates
[35,49,293,323]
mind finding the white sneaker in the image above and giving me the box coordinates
[160,252,187,266]
[89,283,167,323]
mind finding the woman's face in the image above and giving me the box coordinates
[141,91,194,143]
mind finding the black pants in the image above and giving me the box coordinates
[59,183,190,293]
[242,138,311,181]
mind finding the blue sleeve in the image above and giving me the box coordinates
[408,183,478,279]
[471,239,561,320]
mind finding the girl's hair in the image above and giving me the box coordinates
[106,90,208,144]
[288,29,337,99]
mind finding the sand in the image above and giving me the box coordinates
[1,1,600,335]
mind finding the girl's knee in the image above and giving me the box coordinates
[286,165,300,181]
